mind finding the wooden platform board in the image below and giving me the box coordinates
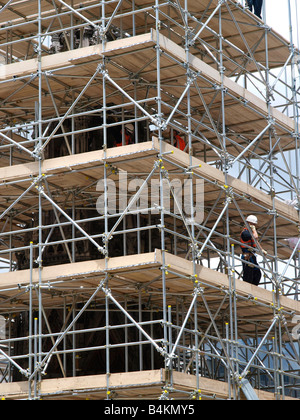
[0,0,293,75]
[0,367,296,400]
[0,139,297,260]
[0,249,298,338]
[0,30,297,161]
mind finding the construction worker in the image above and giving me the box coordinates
[240,215,267,286]
[246,0,263,19]
[173,130,186,151]
[115,123,134,147]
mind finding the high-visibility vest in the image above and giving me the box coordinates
[174,134,186,151]
[240,227,256,252]
[116,132,132,147]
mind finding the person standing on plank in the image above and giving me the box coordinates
[246,0,263,19]
[240,215,267,286]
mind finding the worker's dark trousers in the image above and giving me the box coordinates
[241,254,262,286]
[247,0,263,18]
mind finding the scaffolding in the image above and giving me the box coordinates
[0,0,299,400]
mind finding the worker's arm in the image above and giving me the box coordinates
[249,224,268,255]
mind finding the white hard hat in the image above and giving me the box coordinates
[246,215,258,225]
[125,123,134,133]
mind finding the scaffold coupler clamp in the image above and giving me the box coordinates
[32,146,43,161]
